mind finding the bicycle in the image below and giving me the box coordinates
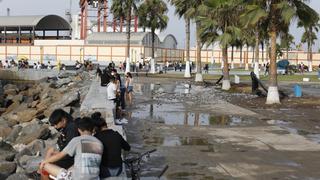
[124,149,169,180]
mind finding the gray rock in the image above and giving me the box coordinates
[4,89,17,96]
[5,126,22,143]
[0,141,16,161]
[44,90,80,117]
[55,78,72,88]
[4,109,38,123]
[0,161,17,177]
[3,84,18,92]
[14,123,50,145]
[16,155,42,173]
[6,173,29,180]
[0,124,12,138]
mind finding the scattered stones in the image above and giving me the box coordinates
[5,126,22,143]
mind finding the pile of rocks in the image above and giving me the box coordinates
[0,71,92,179]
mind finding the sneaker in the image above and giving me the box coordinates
[121,118,128,123]
[115,118,128,125]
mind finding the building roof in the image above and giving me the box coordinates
[0,15,71,31]
[87,32,161,46]
[159,34,178,49]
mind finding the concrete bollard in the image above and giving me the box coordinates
[303,78,310,82]
[234,75,240,84]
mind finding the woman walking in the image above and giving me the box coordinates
[125,72,134,105]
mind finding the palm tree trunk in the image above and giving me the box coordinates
[245,44,249,70]
[261,42,264,63]
[222,46,230,90]
[125,7,132,73]
[150,29,156,73]
[266,40,270,62]
[184,17,191,78]
[240,45,243,68]
[254,30,260,78]
[266,26,280,104]
[231,45,234,69]
[308,37,313,72]
[195,21,203,82]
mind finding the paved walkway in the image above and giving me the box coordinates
[80,78,127,179]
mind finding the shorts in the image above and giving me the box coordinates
[54,155,74,169]
[56,169,72,180]
[127,86,133,92]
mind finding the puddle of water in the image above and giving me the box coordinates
[280,125,320,144]
[144,136,210,146]
[133,103,251,127]
[275,160,302,167]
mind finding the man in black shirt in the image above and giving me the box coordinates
[40,109,79,180]
[91,112,130,178]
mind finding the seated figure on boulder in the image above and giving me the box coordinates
[39,117,103,180]
[39,109,79,180]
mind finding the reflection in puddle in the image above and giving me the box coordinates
[145,136,209,146]
[133,104,251,127]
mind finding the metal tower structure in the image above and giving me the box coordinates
[79,0,140,40]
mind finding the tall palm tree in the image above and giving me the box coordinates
[298,20,320,72]
[199,0,242,90]
[280,30,294,60]
[111,0,139,73]
[138,0,169,73]
[185,0,206,82]
[241,0,319,104]
[169,0,193,78]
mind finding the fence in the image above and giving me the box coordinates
[0,44,319,67]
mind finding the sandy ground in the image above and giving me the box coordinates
[123,77,320,180]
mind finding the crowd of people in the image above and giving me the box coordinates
[97,62,134,124]
[39,109,130,180]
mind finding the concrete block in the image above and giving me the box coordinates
[303,78,310,82]
[234,75,240,84]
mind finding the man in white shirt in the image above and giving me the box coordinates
[107,76,117,103]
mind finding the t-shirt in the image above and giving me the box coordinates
[63,135,104,180]
[95,129,130,168]
[107,82,117,100]
[57,120,79,151]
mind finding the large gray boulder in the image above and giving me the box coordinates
[14,122,50,145]
[6,173,29,180]
[0,161,17,178]
[5,125,22,143]
[0,141,16,161]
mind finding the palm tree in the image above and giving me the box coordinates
[241,0,319,104]
[138,0,169,73]
[280,30,294,60]
[298,20,320,72]
[169,0,193,78]
[185,0,207,82]
[111,0,139,73]
[199,0,242,90]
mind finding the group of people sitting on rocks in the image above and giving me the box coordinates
[39,109,130,180]
[97,63,134,124]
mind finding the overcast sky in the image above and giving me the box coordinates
[0,0,319,50]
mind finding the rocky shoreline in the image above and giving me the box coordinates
[0,71,92,179]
